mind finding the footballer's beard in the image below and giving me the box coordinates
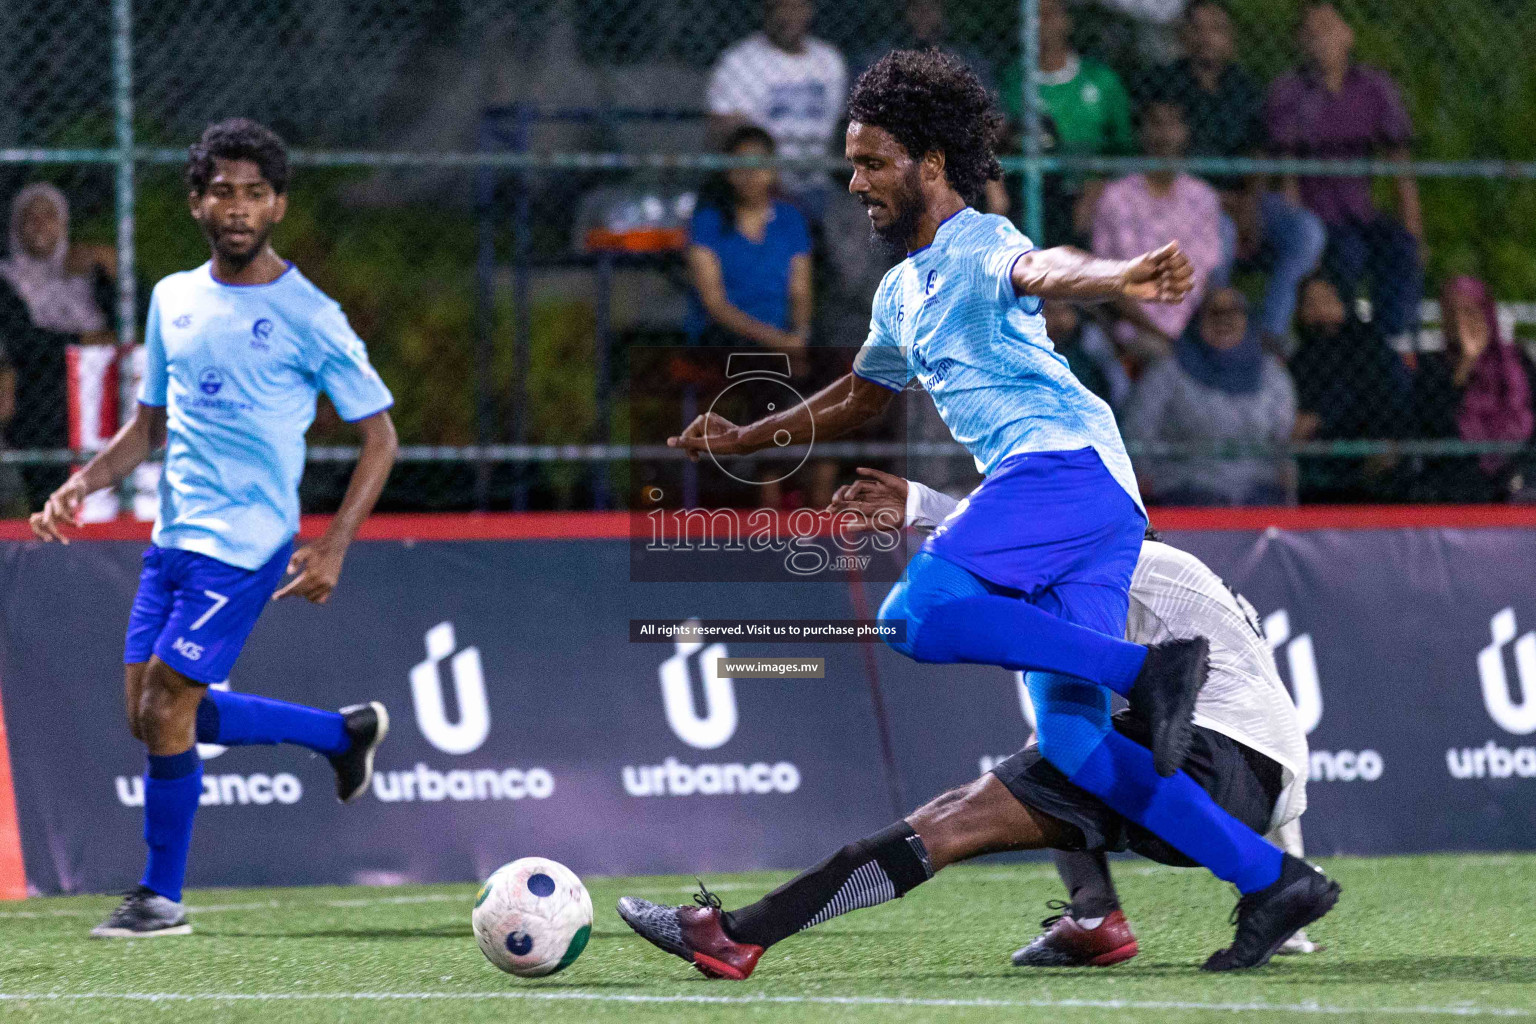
[205,222,274,271]
[866,174,925,259]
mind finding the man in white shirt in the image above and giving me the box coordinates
[835,466,1318,966]
[707,0,847,206]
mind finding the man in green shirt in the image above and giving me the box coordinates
[1000,0,1135,241]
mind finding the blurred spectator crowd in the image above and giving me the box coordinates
[6,0,1534,514]
[683,0,1536,507]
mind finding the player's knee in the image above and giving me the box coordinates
[136,671,199,748]
[909,777,1005,867]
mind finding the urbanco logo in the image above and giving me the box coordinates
[1263,609,1322,736]
[410,622,491,755]
[624,622,800,797]
[659,629,737,750]
[1477,608,1536,736]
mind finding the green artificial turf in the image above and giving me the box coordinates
[0,854,1531,1023]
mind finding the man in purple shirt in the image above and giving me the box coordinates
[1263,1,1423,349]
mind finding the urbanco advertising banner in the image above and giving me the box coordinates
[0,522,1533,894]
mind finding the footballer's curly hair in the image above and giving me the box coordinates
[847,49,1003,207]
[186,118,290,196]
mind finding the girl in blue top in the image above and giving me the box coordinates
[686,125,813,351]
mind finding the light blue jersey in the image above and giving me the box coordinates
[138,262,394,570]
[852,207,1141,510]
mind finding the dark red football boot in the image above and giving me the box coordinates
[1011,903,1139,967]
[617,886,765,980]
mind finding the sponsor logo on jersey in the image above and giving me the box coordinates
[171,636,204,661]
[252,318,274,351]
[198,367,224,395]
[173,314,192,329]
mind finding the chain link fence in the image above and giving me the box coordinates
[2,0,1535,516]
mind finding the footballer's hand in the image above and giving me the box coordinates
[667,411,749,462]
[273,538,347,604]
[1121,242,1194,304]
[826,467,908,533]
[30,476,90,544]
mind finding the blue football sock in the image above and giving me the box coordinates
[1068,731,1284,894]
[140,749,203,903]
[196,689,350,756]
[910,594,1148,695]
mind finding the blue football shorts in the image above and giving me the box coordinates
[922,446,1145,597]
[123,540,294,684]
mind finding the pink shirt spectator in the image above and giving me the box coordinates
[1092,173,1222,339]
[1262,63,1413,226]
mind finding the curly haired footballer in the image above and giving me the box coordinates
[847,49,1004,208]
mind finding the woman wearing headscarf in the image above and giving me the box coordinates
[1412,275,1536,501]
[0,182,116,506]
[1288,275,1412,501]
[1125,286,1297,506]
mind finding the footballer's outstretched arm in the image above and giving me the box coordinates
[30,403,167,544]
[274,408,398,604]
[668,372,894,461]
[1011,242,1194,305]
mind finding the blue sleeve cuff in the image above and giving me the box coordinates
[1004,248,1036,298]
[137,398,166,408]
[852,368,904,393]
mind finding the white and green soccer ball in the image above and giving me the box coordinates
[472,857,593,977]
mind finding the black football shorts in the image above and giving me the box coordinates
[990,711,1284,866]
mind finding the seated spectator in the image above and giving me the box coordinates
[1263,2,1423,350]
[707,0,846,217]
[1091,98,1222,366]
[1289,276,1411,501]
[1001,0,1134,243]
[0,182,115,509]
[1125,287,1296,506]
[1411,276,1536,502]
[685,125,812,353]
[1150,0,1325,349]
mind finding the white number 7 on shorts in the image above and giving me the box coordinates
[190,590,230,631]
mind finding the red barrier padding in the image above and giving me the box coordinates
[2,505,1536,544]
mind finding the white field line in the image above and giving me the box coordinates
[0,992,1527,1017]
[0,893,467,920]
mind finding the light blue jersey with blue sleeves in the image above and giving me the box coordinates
[138,262,394,570]
[852,207,1141,511]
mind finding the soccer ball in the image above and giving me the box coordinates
[472,857,593,977]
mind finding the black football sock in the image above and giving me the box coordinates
[721,821,934,949]
[1052,850,1121,919]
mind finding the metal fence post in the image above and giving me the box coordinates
[112,0,138,516]
[1020,0,1044,243]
